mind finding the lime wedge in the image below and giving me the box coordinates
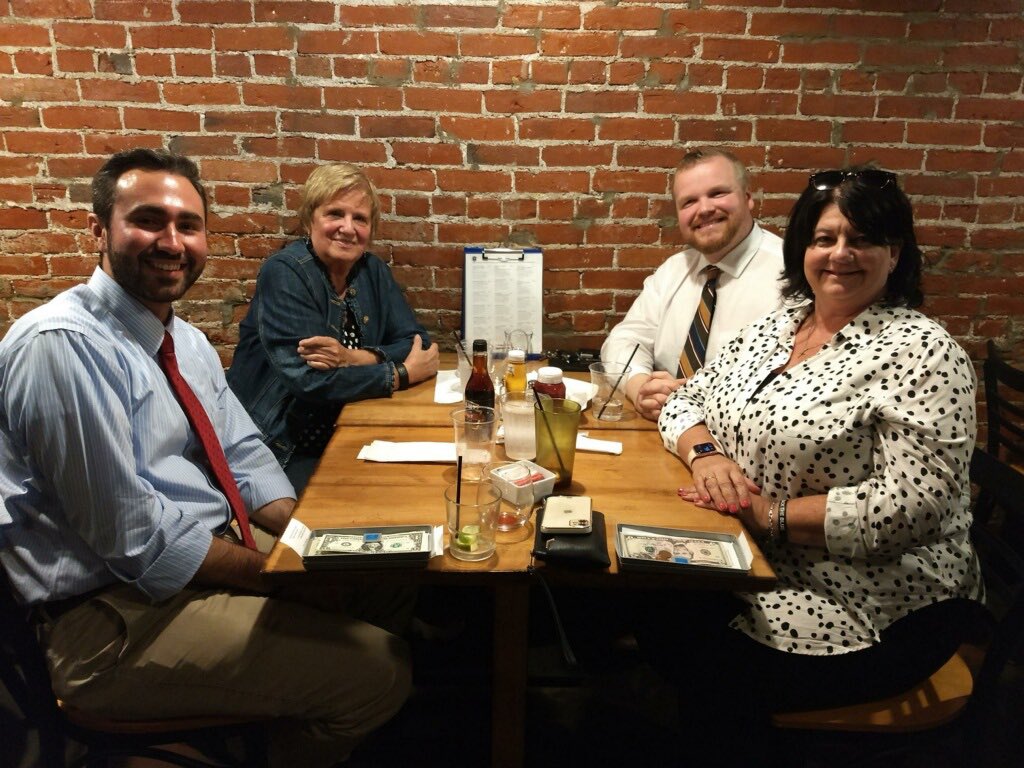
[456,524,480,550]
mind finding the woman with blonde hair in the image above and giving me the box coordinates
[229,163,438,490]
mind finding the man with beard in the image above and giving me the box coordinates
[0,149,410,767]
[601,147,785,421]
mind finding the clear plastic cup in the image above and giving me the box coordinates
[445,480,500,561]
[589,362,631,421]
[451,406,496,480]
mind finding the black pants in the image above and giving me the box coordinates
[633,592,987,765]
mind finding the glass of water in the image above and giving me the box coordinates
[589,362,631,422]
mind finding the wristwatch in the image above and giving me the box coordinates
[686,441,720,468]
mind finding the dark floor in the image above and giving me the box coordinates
[4,587,1023,768]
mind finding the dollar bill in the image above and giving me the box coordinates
[622,533,730,567]
[313,531,427,555]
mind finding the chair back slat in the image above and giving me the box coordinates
[967,448,1024,722]
[0,567,68,767]
[984,340,1024,462]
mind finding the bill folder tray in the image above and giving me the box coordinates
[615,524,752,574]
[302,525,433,570]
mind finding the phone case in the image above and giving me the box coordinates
[532,508,610,569]
[540,496,593,534]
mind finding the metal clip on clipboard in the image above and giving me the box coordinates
[480,247,526,261]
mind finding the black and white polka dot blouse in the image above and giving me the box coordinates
[658,301,983,655]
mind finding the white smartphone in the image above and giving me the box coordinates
[540,495,593,534]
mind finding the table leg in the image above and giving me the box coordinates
[491,582,529,768]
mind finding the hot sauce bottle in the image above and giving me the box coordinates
[464,339,495,411]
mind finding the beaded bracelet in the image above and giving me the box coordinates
[767,500,777,541]
[778,499,788,542]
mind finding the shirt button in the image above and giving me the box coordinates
[363,315,369,324]
[348,287,357,297]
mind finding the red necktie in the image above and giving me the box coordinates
[158,332,257,550]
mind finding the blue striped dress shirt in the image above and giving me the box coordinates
[0,268,295,604]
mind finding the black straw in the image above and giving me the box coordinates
[598,343,639,420]
[455,455,464,529]
[452,331,472,365]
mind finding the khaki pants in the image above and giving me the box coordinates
[41,531,412,767]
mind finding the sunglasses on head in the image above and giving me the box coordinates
[809,169,898,191]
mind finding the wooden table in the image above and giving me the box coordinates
[265,427,774,586]
[264,379,775,768]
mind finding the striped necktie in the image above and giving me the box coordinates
[158,332,257,550]
[678,265,722,378]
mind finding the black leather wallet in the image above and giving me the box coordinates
[532,508,611,568]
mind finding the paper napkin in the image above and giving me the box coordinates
[434,369,464,404]
[357,440,457,463]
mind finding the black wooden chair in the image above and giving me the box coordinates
[0,569,268,768]
[771,447,1024,767]
[984,339,1024,471]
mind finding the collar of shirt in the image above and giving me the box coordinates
[695,221,766,280]
[85,267,170,357]
[776,301,900,354]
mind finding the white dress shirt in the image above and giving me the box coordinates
[601,223,785,375]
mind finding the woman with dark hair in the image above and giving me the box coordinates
[650,168,984,759]
[228,163,438,492]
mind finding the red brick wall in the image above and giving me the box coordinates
[1,0,1022,380]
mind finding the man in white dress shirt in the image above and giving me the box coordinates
[601,147,785,421]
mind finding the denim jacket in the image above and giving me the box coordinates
[227,239,429,467]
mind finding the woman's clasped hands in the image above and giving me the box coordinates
[677,454,770,536]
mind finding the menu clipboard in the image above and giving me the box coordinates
[462,246,543,348]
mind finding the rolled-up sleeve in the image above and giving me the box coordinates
[824,336,976,559]
[215,370,297,510]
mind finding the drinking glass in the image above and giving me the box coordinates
[504,329,533,355]
[451,407,496,480]
[500,391,536,460]
[488,460,537,531]
[533,398,581,488]
[589,362,632,421]
[445,480,500,561]
[488,342,509,400]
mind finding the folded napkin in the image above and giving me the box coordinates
[564,377,599,410]
[576,434,622,455]
[434,369,464,404]
[357,440,457,463]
